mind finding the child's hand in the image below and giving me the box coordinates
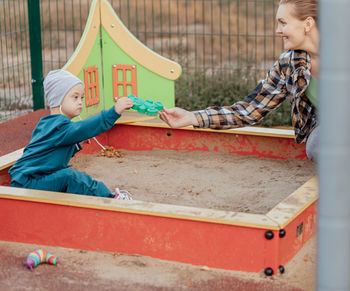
[114,97,134,114]
[81,139,91,145]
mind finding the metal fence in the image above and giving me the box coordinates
[0,0,282,123]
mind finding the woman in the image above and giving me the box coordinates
[160,0,319,163]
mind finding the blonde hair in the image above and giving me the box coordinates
[279,0,318,24]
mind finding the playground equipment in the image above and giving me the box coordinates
[0,0,317,276]
[62,0,180,121]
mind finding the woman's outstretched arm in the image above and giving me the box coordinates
[160,51,293,130]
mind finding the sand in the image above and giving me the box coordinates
[71,149,316,214]
[0,238,316,290]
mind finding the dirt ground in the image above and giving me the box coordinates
[71,149,316,214]
[0,237,316,291]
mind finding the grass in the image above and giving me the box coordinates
[176,70,292,127]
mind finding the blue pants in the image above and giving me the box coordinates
[11,168,113,198]
[306,126,319,164]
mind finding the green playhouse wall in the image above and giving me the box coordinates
[101,26,175,111]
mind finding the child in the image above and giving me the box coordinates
[9,69,134,199]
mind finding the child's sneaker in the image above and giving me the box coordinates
[114,188,133,200]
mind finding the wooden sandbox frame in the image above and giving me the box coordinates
[0,119,318,276]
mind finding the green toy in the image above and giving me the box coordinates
[128,95,164,116]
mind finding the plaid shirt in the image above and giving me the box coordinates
[193,50,317,144]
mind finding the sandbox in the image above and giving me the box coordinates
[0,0,318,278]
[0,118,318,276]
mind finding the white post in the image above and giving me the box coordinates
[317,0,350,290]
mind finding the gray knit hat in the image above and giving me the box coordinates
[43,69,84,108]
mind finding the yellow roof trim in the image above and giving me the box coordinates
[100,0,182,80]
[63,0,100,75]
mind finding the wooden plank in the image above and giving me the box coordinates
[0,148,23,171]
[125,119,296,139]
[116,111,156,124]
[0,196,274,272]
[277,202,317,268]
[266,176,318,228]
[0,186,278,229]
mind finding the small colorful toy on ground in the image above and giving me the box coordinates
[127,95,164,116]
[25,249,59,271]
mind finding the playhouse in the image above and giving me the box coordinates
[0,0,318,277]
[62,0,181,120]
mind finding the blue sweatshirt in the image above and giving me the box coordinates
[9,107,120,185]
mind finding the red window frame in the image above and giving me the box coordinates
[83,66,100,107]
[112,64,137,101]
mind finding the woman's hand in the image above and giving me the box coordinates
[114,97,134,114]
[159,107,199,128]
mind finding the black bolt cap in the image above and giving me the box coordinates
[279,229,286,238]
[265,230,274,240]
[264,267,274,276]
[279,265,285,274]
